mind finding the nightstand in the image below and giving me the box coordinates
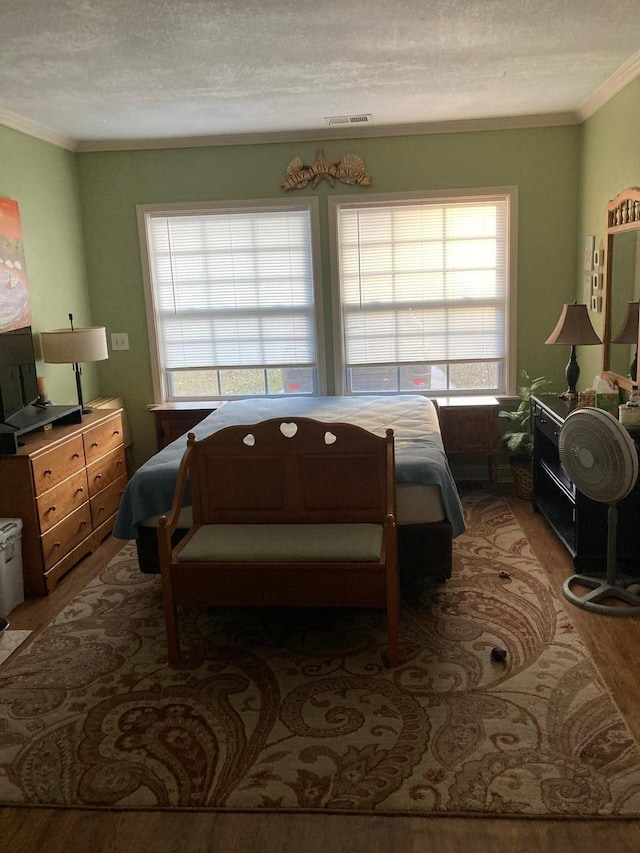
[150,402,226,450]
[438,396,499,482]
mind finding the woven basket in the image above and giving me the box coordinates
[510,457,533,501]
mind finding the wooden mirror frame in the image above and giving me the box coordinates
[601,187,640,391]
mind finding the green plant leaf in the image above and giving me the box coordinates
[498,369,548,458]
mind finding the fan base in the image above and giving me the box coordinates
[562,574,640,616]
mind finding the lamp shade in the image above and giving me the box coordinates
[41,326,109,364]
[612,301,640,344]
[545,303,602,346]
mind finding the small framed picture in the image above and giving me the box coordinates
[584,235,595,271]
[592,273,602,291]
[583,275,592,301]
[591,294,602,312]
[593,248,602,268]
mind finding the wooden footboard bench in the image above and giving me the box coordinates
[157,417,400,666]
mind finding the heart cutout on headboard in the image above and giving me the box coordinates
[324,431,337,445]
[280,421,298,438]
[242,433,256,446]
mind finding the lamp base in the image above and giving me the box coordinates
[558,388,577,401]
[561,346,580,401]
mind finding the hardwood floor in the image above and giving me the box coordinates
[3,486,640,853]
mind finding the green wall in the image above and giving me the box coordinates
[578,76,640,383]
[0,125,100,407]
[3,77,640,471]
[77,126,580,464]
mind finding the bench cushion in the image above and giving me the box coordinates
[177,523,384,563]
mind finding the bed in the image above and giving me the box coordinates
[113,395,466,597]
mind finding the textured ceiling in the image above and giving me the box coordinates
[1,0,640,145]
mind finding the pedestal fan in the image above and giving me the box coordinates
[558,406,640,615]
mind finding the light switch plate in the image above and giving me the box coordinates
[111,332,129,351]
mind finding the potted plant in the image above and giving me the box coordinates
[499,370,550,499]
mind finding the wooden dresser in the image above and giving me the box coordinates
[0,408,128,596]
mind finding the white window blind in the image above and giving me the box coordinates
[336,195,509,375]
[146,207,318,373]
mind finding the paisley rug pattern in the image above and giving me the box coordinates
[1,491,640,815]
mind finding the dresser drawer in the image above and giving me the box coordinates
[90,474,127,528]
[41,503,92,571]
[31,436,85,495]
[36,469,89,533]
[440,406,498,453]
[83,413,124,465]
[534,403,562,445]
[86,446,127,497]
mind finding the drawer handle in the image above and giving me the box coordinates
[80,520,88,527]
[72,452,80,459]
[75,487,84,494]
[113,429,120,436]
[97,506,105,514]
[91,441,99,448]
[48,505,56,513]
[95,474,102,480]
[53,541,61,549]
[44,468,52,476]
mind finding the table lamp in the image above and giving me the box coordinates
[612,301,639,382]
[545,302,602,399]
[41,314,109,414]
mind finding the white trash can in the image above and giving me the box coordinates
[0,518,24,617]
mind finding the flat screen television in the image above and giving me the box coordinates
[0,325,39,425]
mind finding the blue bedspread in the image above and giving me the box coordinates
[114,395,466,539]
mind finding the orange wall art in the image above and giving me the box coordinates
[0,197,30,332]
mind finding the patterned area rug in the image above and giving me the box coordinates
[2,491,640,816]
[0,630,31,666]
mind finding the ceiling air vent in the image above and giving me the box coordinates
[325,114,373,126]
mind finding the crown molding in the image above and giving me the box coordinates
[74,111,578,153]
[0,108,77,151]
[8,87,636,153]
[576,49,640,122]
[3,51,640,154]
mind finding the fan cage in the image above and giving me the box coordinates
[559,407,638,504]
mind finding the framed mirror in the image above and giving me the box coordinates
[601,187,640,391]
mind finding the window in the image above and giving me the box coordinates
[330,189,516,396]
[139,199,324,401]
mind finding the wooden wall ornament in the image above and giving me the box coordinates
[281,148,372,192]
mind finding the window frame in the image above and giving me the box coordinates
[328,187,518,397]
[137,197,326,403]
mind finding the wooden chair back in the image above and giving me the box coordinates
[187,417,395,526]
